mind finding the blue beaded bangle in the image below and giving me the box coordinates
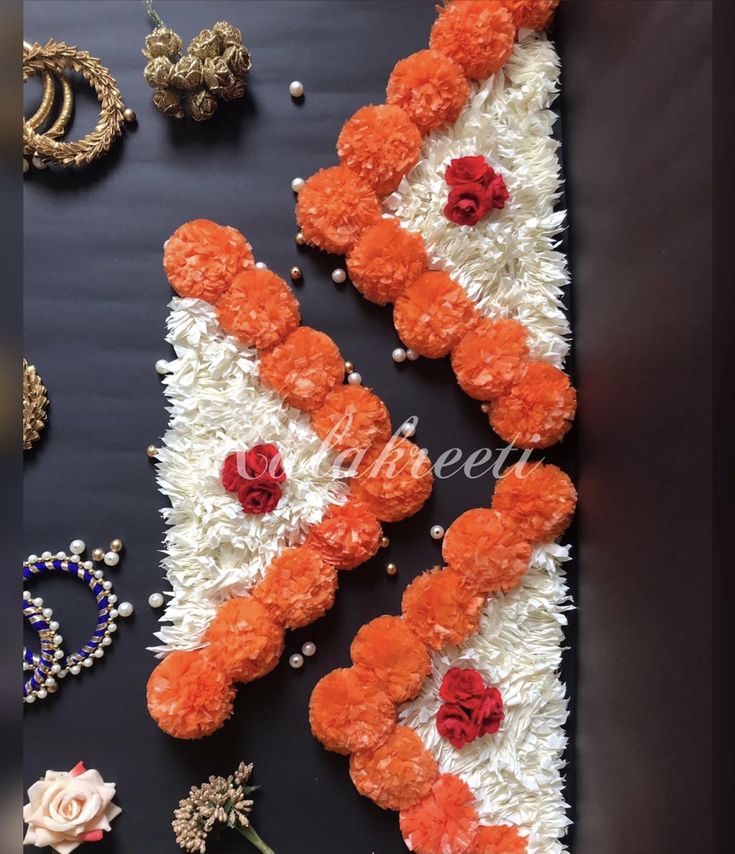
[23,598,63,703]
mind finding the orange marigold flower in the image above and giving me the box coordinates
[216,267,300,350]
[311,384,392,458]
[442,508,531,594]
[259,327,344,412]
[347,219,429,305]
[402,567,484,650]
[163,219,254,302]
[497,0,559,30]
[306,499,383,570]
[146,650,235,740]
[296,165,381,255]
[387,50,470,135]
[309,666,396,755]
[252,546,338,630]
[400,774,480,854]
[338,104,423,196]
[451,318,529,400]
[350,615,431,703]
[350,726,439,811]
[430,0,516,80]
[202,597,285,684]
[489,361,576,448]
[492,462,576,541]
[468,824,528,854]
[351,437,434,523]
[394,271,479,358]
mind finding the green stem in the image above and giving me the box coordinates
[142,0,166,29]
[237,823,276,854]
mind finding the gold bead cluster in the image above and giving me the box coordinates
[143,22,251,121]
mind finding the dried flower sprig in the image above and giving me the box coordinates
[172,763,274,854]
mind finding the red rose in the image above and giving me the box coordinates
[436,703,479,749]
[445,155,493,187]
[439,667,486,704]
[444,182,492,226]
[221,452,246,492]
[467,686,504,736]
[244,443,286,482]
[238,479,283,515]
[485,173,510,211]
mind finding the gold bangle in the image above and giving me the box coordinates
[25,69,74,139]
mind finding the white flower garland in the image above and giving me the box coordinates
[150,297,349,655]
[400,544,572,853]
[386,31,569,367]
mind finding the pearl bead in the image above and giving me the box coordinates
[331,267,346,284]
[94,570,104,580]
[430,525,445,540]
[37,688,48,699]
[344,361,354,374]
[380,535,390,548]
[406,348,419,361]
[23,590,31,601]
[289,653,304,669]
[58,669,67,679]
[110,538,123,553]
[110,609,118,619]
[104,552,119,567]
[51,663,61,674]
[291,176,305,193]
[93,648,104,658]
[155,359,170,375]
[41,551,52,559]
[27,554,38,563]
[347,371,362,386]
[392,347,407,363]
[25,694,36,704]
[146,445,159,459]
[70,554,80,563]
[53,649,64,660]
[480,403,490,414]
[83,561,93,570]
[56,551,66,560]
[289,80,304,98]
[302,641,316,657]
[101,636,112,647]
[123,107,137,123]
[70,665,81,676]
[148,592,165,609]
[255,261,268,269]
[53,634,63,646]
[83,657,94,668]
[108,594,117,604]
[108,622,117,633]
[42,608,52,619]
[118,601,134,618]
[400,420,416,438]
[290,266,303,281]
[50,621,59,632]
[33,597,43,608]
[385,562,398,576]
[69,539,85,554]
[31,155,47,169]
[295,231,306,246]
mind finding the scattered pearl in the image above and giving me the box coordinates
[289,653,304,669]
[295,231,306,246]
[291,176,305,193]
[392,347,407,363]
[289,80,304,98]
[31,155,47,170]
[385,562,398,576]
[69,539,85,555]
[155,359,170,375]
[148,592,165,609]
[27,554,38,563]
[406,348,419,361]
[290,266,303,281]
[331,267,346,284]
[146,445,159,459]
[347,371,362,386]
[255,261,268,269]
[430,525,445,540]
[380,535,390,549]
[110,538,124,553]
[118,601,134,618]
[480,403,490,414]
[302,641,316,657]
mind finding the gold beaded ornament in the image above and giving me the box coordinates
[23,39,135,169]
[23,360,48,451]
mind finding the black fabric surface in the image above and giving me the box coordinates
[22,3,578,854]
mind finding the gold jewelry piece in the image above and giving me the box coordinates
[23,40,134,168]
[23,360,48,451]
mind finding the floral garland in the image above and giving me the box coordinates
[146,219,434,739]
[295,0,574,450]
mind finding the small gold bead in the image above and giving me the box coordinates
[110,538,123,553]
[380,535,390,549]
[92,548,105,562]
[295,232,306,246]
[344,361,354,374]
[385,562,398,576]
[146,445,159,458]
[123,107,137,123]
[480,403,490,414]
[290,266,303,281]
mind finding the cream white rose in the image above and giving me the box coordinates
[23,762,121,854]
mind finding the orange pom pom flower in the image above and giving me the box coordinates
[253,546,338,630]
[202,597,285,683]
[309,666,396,755]
[350,615,431,703]
[387,49,470,135]
[468,824,528,854]
[306,500,383,570]
[338,104,423,196]
[430,0,517,80]
[451,318,529,400]
[347,219,429,305]
[492,462,577,541]
[163,219,254,302]
[350,726,439,811]
[402,567,484,650]
[146,650,235,740]
[394,271,479,358]
[311,384,392,458]
[489,360,576,448]
[442,508,531,594]
[498,0,559,30]
[259,327,344,412]
[216,267,300,350]
[296,166,381,255]
[351,437,434,523]
[400,774,480,854]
